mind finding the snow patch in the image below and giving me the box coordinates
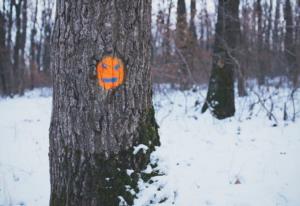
[133,144,149,155]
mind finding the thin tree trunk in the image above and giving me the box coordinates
[19,0,27,93]
[256,0,265,85]
[175,0,190,89]
[297,3,300,85]
[49,0,160,205]
[162,0,172,63]
[189,0,197,39]
[165,0,173,62]
[187,0,198,76]
[204,4,211,51]
[41,0,52,76]
[7,0,13,50]
[0,10,13,95]
[13,0,22,94]
[266,0,272,50]
[239,3,251,97]
[29,0,38,90]
[284,0,297,85]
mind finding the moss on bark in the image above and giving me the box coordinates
[50,107,160,206]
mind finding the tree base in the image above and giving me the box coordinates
[49,107,160,206]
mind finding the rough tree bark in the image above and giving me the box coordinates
[201,0,239,119]
[49,0,160,206]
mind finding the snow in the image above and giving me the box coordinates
[0,85,300,206]
[133,144,149,155]
[0,89,51,206]
[127,169,135,176]
[134,85,300,206]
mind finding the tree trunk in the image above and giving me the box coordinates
[185,0,198,79]
[204,4,211,51]
[20,0,27,92]
[239,3,250,97]
[49,0,160,206]
[256,0,265,85]
[176,0,187,50]
[7,0,13,50]
[29,0,38,90]
[175,0,190,89]
[296,0,300,84]
[0,10,13,95]
[273,0,282,75]
[201,0,239,119]
[284,0,297,85]
[12,0,21,94]
[266,0,272,49]
[162,0,172,63]
[41,1,52,76]
[273,0,280,52]
[189,0,197,39]
[20,0,27,60]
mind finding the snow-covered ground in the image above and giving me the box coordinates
[0,85,300,206]
[0,89,52,206]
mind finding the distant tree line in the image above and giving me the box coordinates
[0,0,53,96]
[0,0,299,96]
[152,0,300,90]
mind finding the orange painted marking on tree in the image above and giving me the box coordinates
[97,56,125,90]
